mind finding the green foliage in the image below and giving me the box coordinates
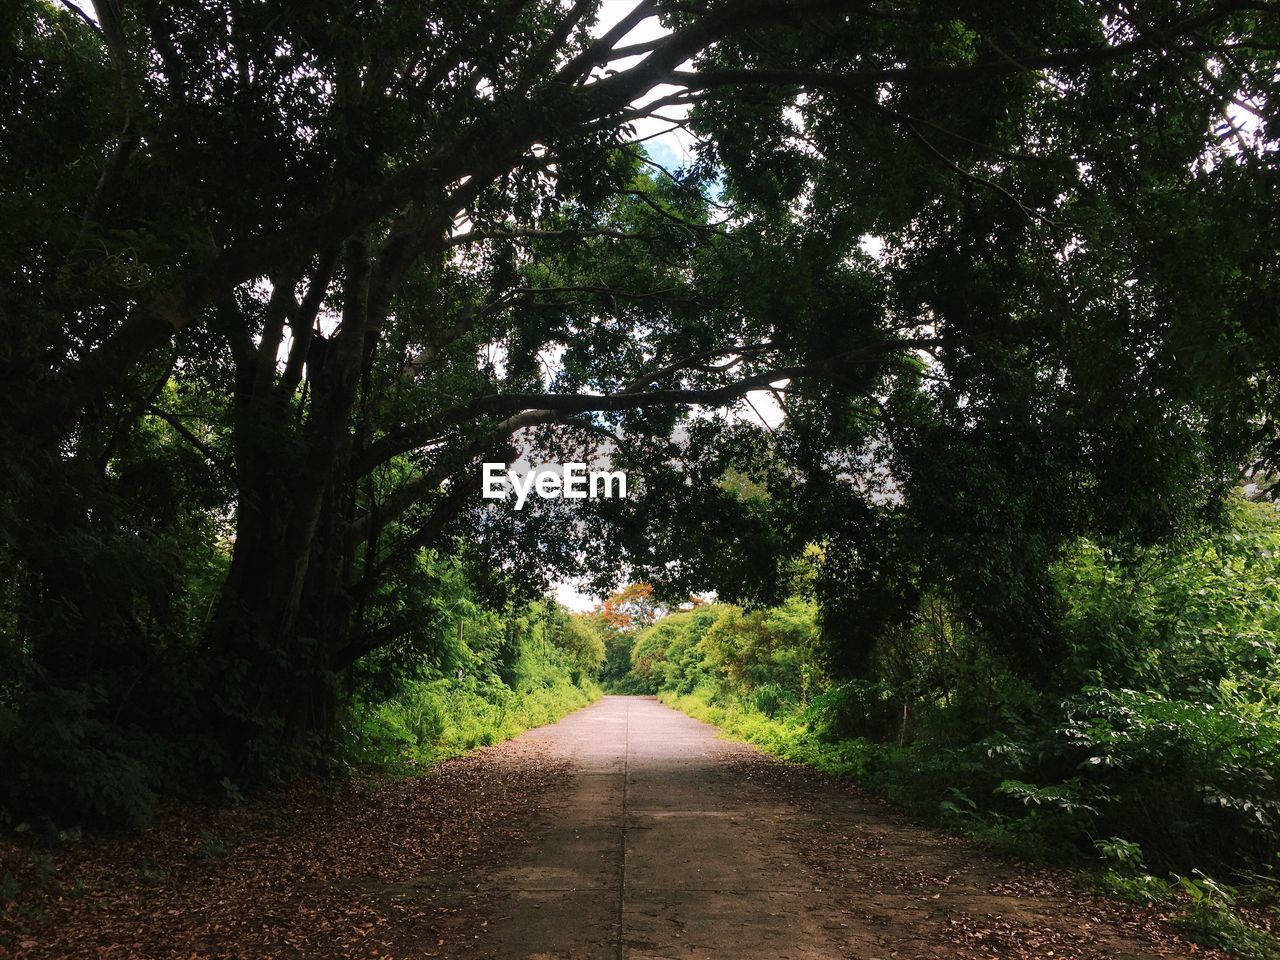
[1173,873,1280,960]
[553,615,607,685]
[345,590,599,768]
[1093,838,1176,906]
[627,497,1280,957]
[1097,870,1174,907]
[818,498,1280,877]
[0,541,595,824]
[351,667,596,768]
[598,630,639,693]
[0,683,158,827]
[2,0,1279,865]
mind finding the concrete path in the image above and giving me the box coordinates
[468,695,830,959]
[454,696,1177,960]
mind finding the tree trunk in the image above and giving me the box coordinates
[204,235,373,772]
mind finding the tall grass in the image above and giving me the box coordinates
[348,643,599,768]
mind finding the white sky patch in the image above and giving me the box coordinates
[480,340,509,379]
[738,382,788,430]
[245,276,339,373]
[538,341,567,386]
[490,0,741,614]
[592,6,784,438]
[554,579,598,612]
[596,1,699,168]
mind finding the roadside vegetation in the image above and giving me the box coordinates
[1,551,601,828]
[608,496,1280,958]
[347,572,603,771]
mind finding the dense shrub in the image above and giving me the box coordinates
[0,684,159,827]
[627,497,1280,881]
[1,549,600,825]
[346,598,601,768]
[350,666,597,768]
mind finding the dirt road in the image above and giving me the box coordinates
[456,696,1202,960]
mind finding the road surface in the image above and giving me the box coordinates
[454,695,1187,960]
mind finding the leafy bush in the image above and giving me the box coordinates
[1173,873,1280,960]
[752,682,790,718]
[348,631,598,769]
[0,684,159,827]
[626,498,1280,955]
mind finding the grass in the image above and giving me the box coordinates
[658,687,880,776]
[351,673,600,770]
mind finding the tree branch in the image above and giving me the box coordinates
[446,226,658,247]
[55,0,103,40]
[146,405,234,476]
[360,337,945,472]
[84,0,139,222]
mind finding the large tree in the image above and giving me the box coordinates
[2,0,1277,770]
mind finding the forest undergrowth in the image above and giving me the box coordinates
[610,497,1280,959]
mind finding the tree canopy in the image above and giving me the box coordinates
[2,0,1278,803]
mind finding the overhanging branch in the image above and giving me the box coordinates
[358,337,946,474]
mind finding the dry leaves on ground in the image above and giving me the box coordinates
[0,738,567,960]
